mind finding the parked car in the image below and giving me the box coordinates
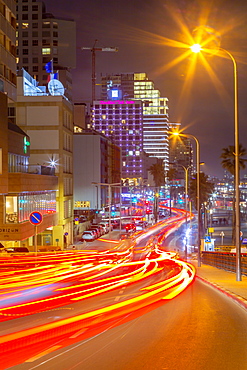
[81,230,96,241]
[88,226,101,238]
[5,247,29,253]
[92,224,105,236]
[99,223,109,233]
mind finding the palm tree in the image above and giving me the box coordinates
[221,144,247,175]
[148,159,165,222]
[220,144,247,243]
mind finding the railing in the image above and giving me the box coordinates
[8,165,55,175]
[202,251,247,276]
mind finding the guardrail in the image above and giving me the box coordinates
[202,251,247,276]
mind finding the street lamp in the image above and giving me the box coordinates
[170,131,201,266]
[92,182,121,236]
[190,44,241,281]
[172,162,191,260]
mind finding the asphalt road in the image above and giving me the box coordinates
[11,279,247,370]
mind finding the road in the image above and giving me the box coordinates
[10,279,247,370]
[2,208,247,369]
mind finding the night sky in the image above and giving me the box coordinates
[44,0,247,178]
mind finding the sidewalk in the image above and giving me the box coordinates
[193,261,247,310]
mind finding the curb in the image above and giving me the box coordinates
[196,275,247,311]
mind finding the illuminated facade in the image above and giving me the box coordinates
[0,91,58,248]
[16,0,76,101]
[101,73,170,172]
[90,99,144,182]
[14,70,74,248]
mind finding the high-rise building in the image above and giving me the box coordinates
[169,135,193,180]
[90,99,143,183]
[101,73,169,173]
[16,0,76,101]
[0,0,17,103]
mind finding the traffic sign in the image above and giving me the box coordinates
[205,236,211,243]
[29,211,43,225]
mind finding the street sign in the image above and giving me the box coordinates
[29,211,43,225]
[205,236,211,243]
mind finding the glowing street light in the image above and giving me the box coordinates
[170,131,201,266]
[190,44,241,281]
[190,44,201,53]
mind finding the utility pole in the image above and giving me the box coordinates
[81,40,118,102]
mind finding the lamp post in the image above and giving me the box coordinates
[191,44,241,281]
[170,162,191,260]
[170,132,201,266]
[92,182,121,236]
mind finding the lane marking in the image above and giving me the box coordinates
[26,345,61,362]
[70,328,88,338]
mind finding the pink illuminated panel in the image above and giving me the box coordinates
[99,100,135,105]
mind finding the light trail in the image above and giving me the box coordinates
[0,207,196,368]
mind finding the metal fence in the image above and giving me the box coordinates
[202,251,247,276]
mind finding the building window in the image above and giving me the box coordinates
[22,14,28,20]
[23,49,28,55]
[53,31,58,37]
[22,23,29,29]
[32,14,38,20]
[5,196,18,223]
[33,66,38,72]
[22,40,28,46]
[43,21,50,28]
[32,22,38,28]
[42,48,51,55]
[32,31,38,37]
[23,57,28,63]
[53,40,58,46]
[32,40,38,46]
[32,5,39,11]
[42,31,50,37]
[32,57,38,63]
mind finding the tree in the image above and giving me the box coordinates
[220,144,247,243]
[189,172,214,209]
[149,158,165,188]
[148,159,165,222]
[220,144,247,175]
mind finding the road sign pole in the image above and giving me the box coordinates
[34,225,37,255]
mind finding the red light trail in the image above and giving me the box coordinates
[0,207,195,368]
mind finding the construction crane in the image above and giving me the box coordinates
[81,39,118,102]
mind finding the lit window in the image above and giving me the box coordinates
[102,115,106,119]
[122,120,126,124]
[136,151,140,155]
[22,23,29,29]
[129,151,133,155]
[42,48,51,55]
